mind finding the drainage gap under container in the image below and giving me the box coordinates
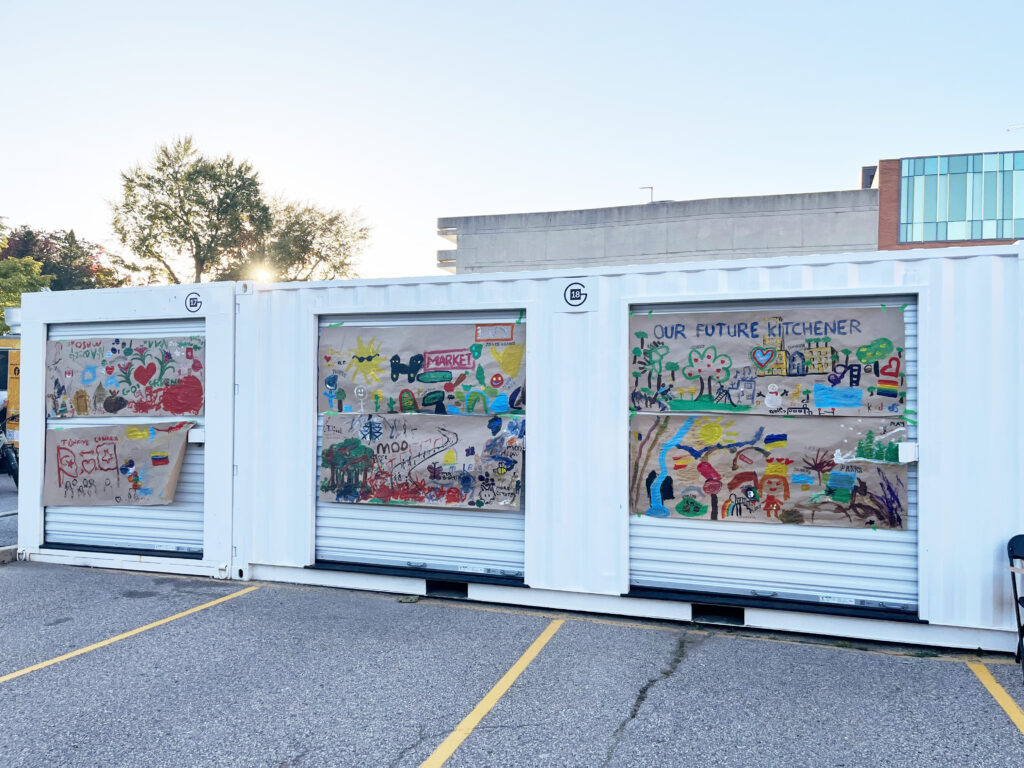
[692,603,745,626]
[425,580,469,599]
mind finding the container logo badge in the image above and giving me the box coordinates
[564,282,587,307]
[185,292,202,313]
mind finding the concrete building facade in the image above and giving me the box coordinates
[438,150,1023,273]
[438,190,879,273]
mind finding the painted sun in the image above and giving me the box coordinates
[345,337,384,384]
[694,416,738,448]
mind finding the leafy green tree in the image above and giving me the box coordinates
[1,226,132,290]
[111,137,272,283]
[0,257,52,333]
[215,199,369,282]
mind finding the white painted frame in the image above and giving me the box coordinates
[617,284,927,610]
[240,283,538,572]
[17,283,237,578]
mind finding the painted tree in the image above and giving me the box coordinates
[855,337,894,375]
[681,346,732,401]
[801,448,835,485]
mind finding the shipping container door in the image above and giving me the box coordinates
[44,319,206,557]
[629,298,918,613]
[315,312,525,580]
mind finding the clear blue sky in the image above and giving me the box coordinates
[2,0,1021,279]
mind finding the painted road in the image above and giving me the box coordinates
[0,562,1022,767]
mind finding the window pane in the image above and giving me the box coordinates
[924,222,937,240]
[947,221,967,239]
[940,156,948,174]
[914,158,925,175]
[948,174,967,220]
[1003,171,1013,216]
[949,155,968,173]
[1003,153,1014,171]
[924,174,937,222]
[937,221,947,240]
[925,157,938,174]
[899,223,907,242]
[968,155,975,173]
[1015,171,1024,217]
[984,171,997,219]
[901,158,910,175]
[985,153,999,172]
[1015,153,1024,171]
[914,175,925,222]
[1015,219,1024,237]
[983,220,996,239]
[970,220,982,239]
[971,172,983,218]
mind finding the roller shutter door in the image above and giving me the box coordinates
[44,319,205,557]
[315,313,525,579]
[629,298,918,613]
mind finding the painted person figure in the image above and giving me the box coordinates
[322,374,340,410]
[758,459,792,518]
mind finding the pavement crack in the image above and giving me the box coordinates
[389,724,430,768]
[601,633,688,768]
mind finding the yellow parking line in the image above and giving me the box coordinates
[421,618,564,767]
[0,585,260,686]
[967,662,1024,734]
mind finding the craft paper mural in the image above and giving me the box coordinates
[46,337,205,418]
[629,307,906,417]
[318,323,525,415]
[319,412,524,511]
[43,422,194,507]
[629,413,908,529]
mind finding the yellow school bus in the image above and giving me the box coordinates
[0,337,19,447]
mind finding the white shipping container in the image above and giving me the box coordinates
[16,244,1024,652]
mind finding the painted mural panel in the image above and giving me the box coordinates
[43,422,194,506]
[317,323,525,415]
[629,413,908,529]
[319,412,524,511]
[628,306,906,417]
[46,337,205,418]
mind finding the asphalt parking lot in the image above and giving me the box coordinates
[1,562,1023,767]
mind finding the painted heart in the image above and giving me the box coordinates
[324,356,332,362]
[105,365,115,375]
[133,362,157,386]
[879,356,901,377]
[80,457,96,474]
[750,347,776,369]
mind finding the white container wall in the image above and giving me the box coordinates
[16,245,1024,651]
[18,283,237,577]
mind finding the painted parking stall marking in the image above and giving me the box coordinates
[0,585,259,686]
[420,618,564,767]
[967,662,1024,735]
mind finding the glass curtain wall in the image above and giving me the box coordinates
[899,151,1024,243]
